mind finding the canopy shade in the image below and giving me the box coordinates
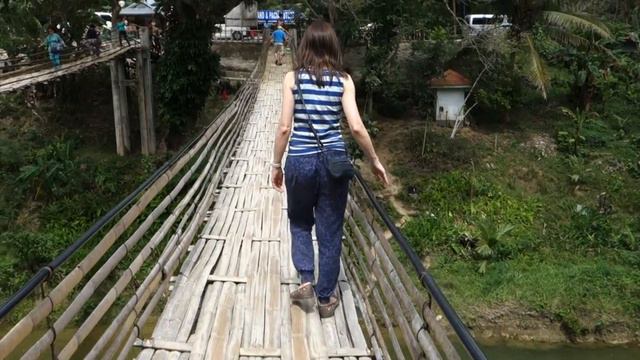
[120,2,155,16]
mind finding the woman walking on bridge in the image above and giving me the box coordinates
[271,20,388,318]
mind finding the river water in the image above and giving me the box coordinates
[480,340,640,360]
[3,321,640,359]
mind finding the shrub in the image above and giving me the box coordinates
[157,15,220,135]
[17,139,79,199]
[0,231,67,273]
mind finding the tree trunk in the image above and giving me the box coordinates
[111,1,121,44]
[327,0,337,25]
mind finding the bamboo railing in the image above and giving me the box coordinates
[344,171,487,360]
[0,31,270,360]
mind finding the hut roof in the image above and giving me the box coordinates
[120,3,155,16]
[429,69,472,89]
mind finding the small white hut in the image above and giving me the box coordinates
[429,69,471,127]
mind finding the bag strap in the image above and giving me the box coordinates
[295,70,325,151]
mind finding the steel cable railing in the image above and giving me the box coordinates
[347,170,488,360]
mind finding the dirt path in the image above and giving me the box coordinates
[357,118,424,225]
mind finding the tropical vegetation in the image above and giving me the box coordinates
[0,0,639,344]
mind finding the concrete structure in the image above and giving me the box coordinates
[224,2,258,27]
[429,69,471,126]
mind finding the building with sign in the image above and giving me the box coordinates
[257,10,296,25]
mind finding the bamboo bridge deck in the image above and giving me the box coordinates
[0,37,486,360]
[137,53,371,360]
[0,43,138,94]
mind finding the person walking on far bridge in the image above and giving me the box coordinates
[271,25,287,66]
[271,20,389,318]
[116,17,130,46]
[44,25,65,69]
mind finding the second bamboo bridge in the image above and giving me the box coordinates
[0,33,487,360]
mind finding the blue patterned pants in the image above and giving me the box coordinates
[285,151,350,301]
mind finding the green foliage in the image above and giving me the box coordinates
[0,0,110,54]
[0,127,160,299]
[474,218,515,273]
[156,7,220,134]
[0,231,67,272]
[406,27,461,117]
[475,48,525,117]
[17,138,78,199]
[0,1,42,55]
[402,170,539,265]
[388,102,640,333]
[360,0,447,117]
[555,107,597,155]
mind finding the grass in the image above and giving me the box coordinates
[379,103,640,338]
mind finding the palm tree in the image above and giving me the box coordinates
[509,0,613,99]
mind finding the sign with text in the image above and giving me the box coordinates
[257,10,296,24]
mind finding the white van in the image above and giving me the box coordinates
[94,11,112,30]
[464,14,511,36]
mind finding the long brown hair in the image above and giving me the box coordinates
[295,20,344,87]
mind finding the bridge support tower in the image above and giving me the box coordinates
[109,58,131,156]
[136,27,156,155]
[109,27,156,156]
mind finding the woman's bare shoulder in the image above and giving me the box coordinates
[340,73,355,89]
[283,71,295,88]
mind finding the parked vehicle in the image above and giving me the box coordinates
[95,11,112,30]
[213,24,261,41]
[463,14,511,36]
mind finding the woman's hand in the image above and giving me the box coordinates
[371,158,389,186]
[272,167,284,192]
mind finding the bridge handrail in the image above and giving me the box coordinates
[0,72,227,321]
[0,30,270,359]
[351,170,487,360]
[0,36,141,76]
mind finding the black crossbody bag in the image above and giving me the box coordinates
[295,70,355,180]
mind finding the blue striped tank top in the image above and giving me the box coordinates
[288,70,345,156]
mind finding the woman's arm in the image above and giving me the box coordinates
[271,71,295,191]
[342,74,389,185]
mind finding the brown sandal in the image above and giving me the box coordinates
[318,294,340,318]
[290,282,315,303]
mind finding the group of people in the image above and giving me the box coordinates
[43,16,155,69]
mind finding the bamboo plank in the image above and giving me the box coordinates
[133,339,192,352]
[289,284,310,360]
[206,282,236,359]
[239,348,281,357]
[208,275,248,283]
